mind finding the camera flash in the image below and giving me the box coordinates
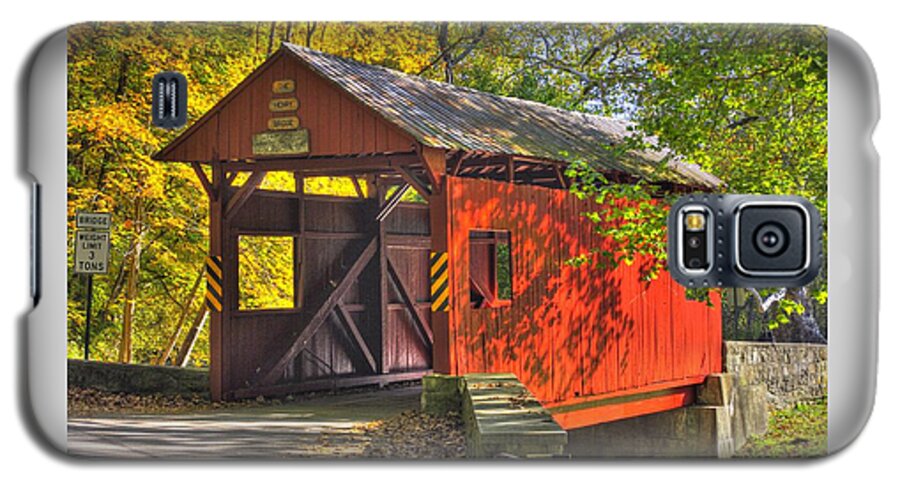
[684,212,706,231]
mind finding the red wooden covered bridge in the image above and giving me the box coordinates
[154,43,723,429]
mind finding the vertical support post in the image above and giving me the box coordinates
[429,176,452,374]
[294,172,305,310]
[364,174,377,200]
[208,162,226,401]
[376,177,388,374]
[84,274,93,361]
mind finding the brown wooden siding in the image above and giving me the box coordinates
[221,189,430,397]
[159,52,417,162]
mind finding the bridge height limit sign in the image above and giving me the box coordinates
[74,212,110,360]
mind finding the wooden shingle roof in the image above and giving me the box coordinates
[283,43,720,188]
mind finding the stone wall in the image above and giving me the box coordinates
[723,341,827,409]
[68,359,209,398]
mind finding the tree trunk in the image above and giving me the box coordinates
[156,264,204,365]
[284,22,294,44]
[254,22,260,53]
[438,22,454,84]
[774,288,827,343]
[305,22,317,47]
[266,21,277,56]
[176,306,209,367]
[119,198,143,363]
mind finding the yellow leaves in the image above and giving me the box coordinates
[305,177,361,197]
[649,61,671,78]
[259,172,296,191]
[68,102,159,149]
[238,235,295,310]
[308,22,436,75]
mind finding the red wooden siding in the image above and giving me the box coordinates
[160,52,417,162]
[444,176,722,428]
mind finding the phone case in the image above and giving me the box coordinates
[25,22,878,459]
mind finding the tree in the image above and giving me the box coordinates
[540,24,828,339]
[66,23,830,366]
[67,22,268,363]
[66,22,443,364]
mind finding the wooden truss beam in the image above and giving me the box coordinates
[554,165,569,189]
[191,162,215,200]
[386,257,433,349]
[220,153,419,173]
[350,176,366,199]
[230,370,429,400]
[258,235,379,386]
[416,144,445,190]
[396,165,432,197]
[375,183,410,221]
[449,150,478,177]
[225,170,265,220]
[335,301,377,373]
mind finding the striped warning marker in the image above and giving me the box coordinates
[205,255,223,312]
[430,251,449,312]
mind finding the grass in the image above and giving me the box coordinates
[736,398,827,458]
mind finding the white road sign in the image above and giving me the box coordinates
[75,212,111,230]
[74,230,110,274]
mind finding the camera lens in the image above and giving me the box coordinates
[753,223,788,256]
[760,232,779,247]
[687,235,702,249]
[687,257,702,268]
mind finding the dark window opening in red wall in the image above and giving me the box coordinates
[469,230,512,309]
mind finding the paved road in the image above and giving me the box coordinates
[67,386,421,459]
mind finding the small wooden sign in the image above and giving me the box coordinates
[267,116,301,131]
[272,79,295,94]
[269,98,299,112]
[252,129,310,156]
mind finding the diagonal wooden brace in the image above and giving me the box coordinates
[386,256,433,349]
[258,235,379,386]
[396,165,432,197]
[335,301,377,373]
[225,170,266,220]
[191,162,215,200]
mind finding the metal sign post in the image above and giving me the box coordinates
[83,274,93,360]
[74,212,110,360]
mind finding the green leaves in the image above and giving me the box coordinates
[566,161,670,280]
[558,25,827,331]
[628,25,828,217]
[66,23,830,363]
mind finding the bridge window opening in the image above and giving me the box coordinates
[469,230,512,309]
[237,235,296,310]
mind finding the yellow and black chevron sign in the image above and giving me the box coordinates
[430,251,449,312]
[205,255,223,312]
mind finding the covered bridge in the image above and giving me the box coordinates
[154,43,722,429]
